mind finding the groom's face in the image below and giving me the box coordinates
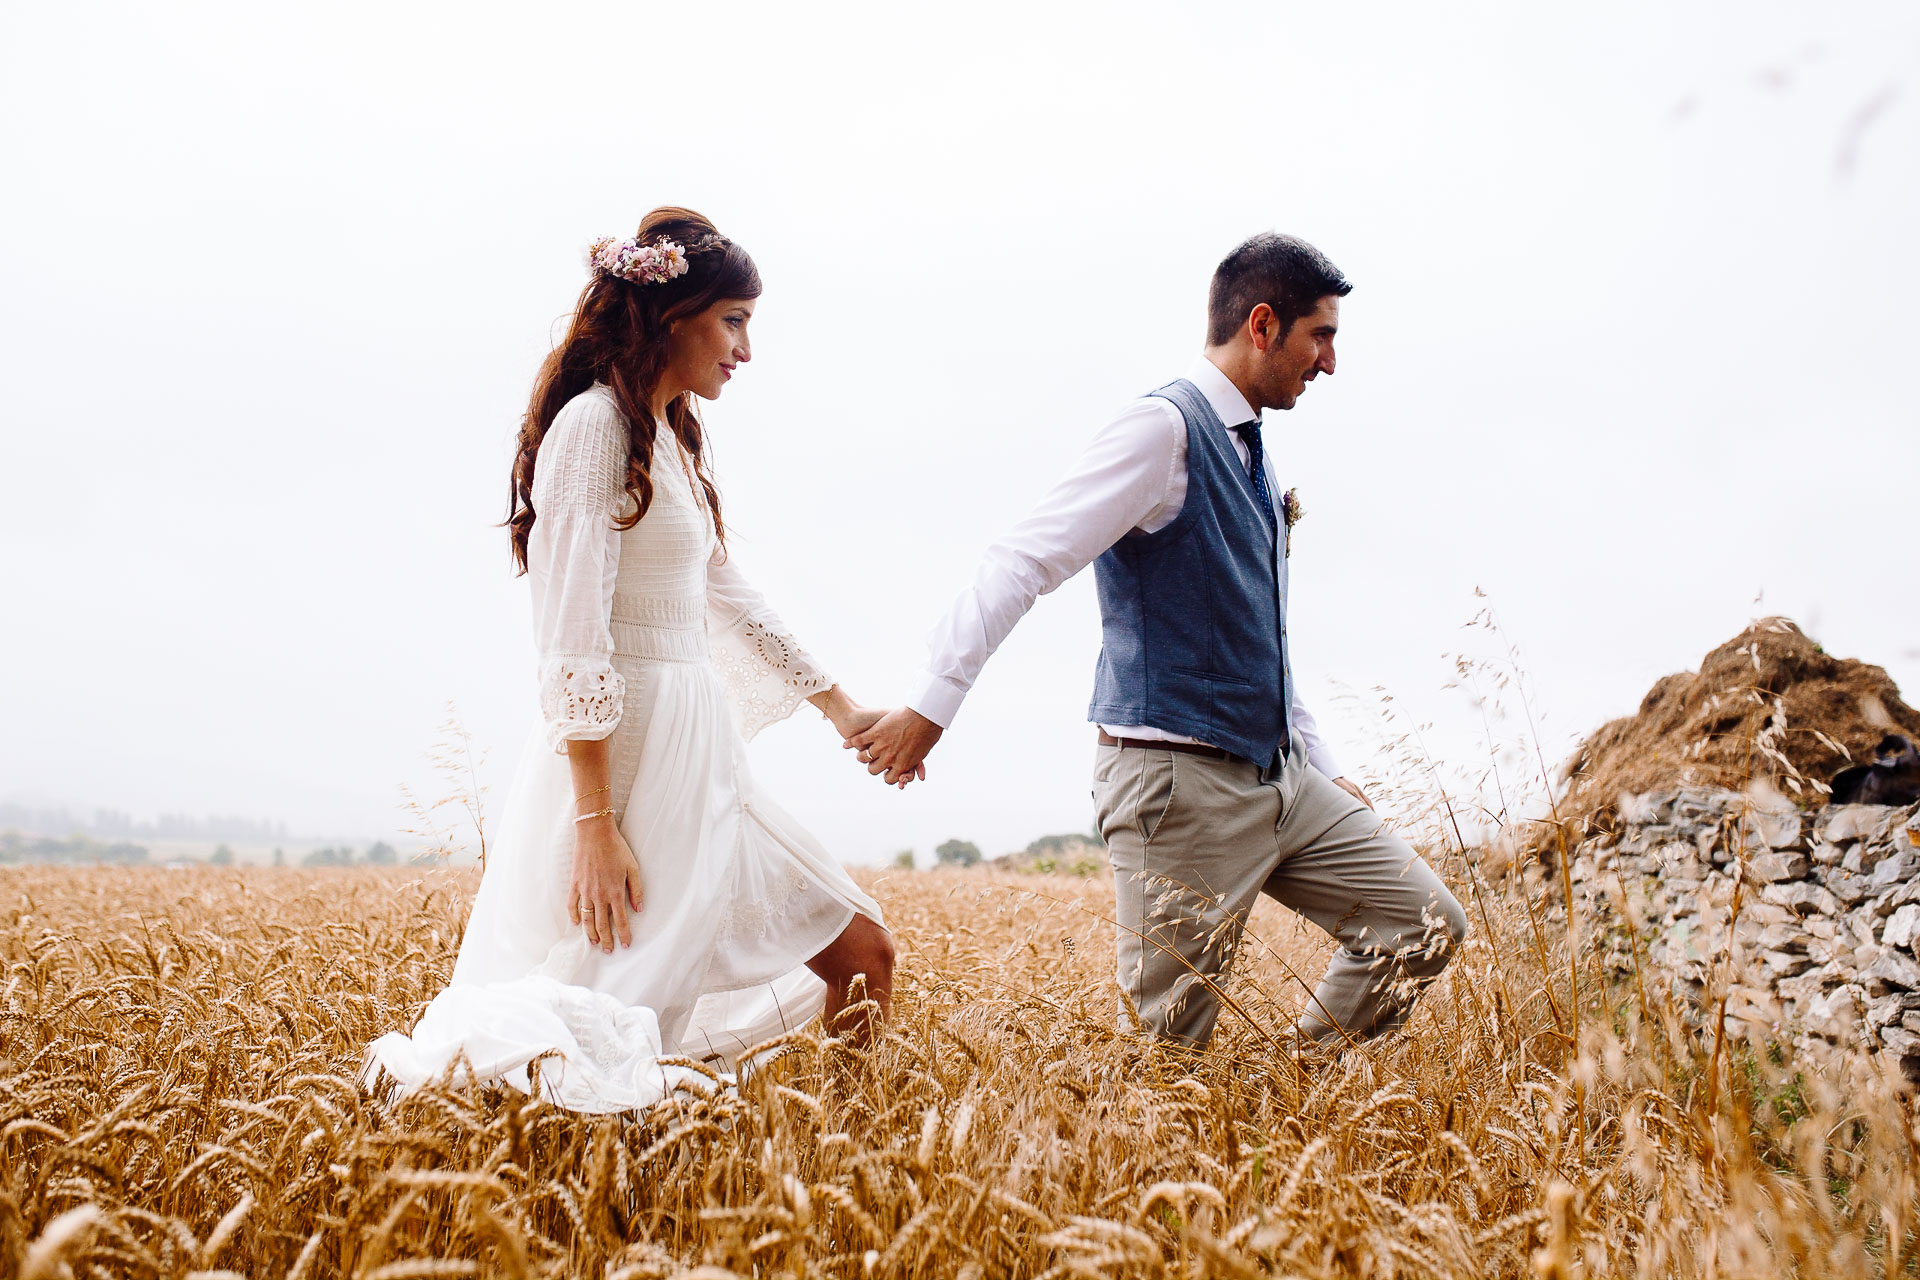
[1258,295,1340,411]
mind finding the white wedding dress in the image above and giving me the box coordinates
[366,384,883,1113]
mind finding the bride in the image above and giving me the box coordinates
[366,208,900,1113]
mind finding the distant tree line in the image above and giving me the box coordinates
[301,842,398,867]
[935,839,982,867]
[0,804,289,842]
[1016,831,1104,876]
[893,830,1106,876]
[1026,830,1104,856]
[0,831,410,868]
[0,831,149,866]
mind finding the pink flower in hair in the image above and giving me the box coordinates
[586,235,691,285]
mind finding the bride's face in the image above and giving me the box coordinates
[667,296,755,401]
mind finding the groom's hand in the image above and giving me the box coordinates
[1331,776,1374,810]
[848,708,943,788]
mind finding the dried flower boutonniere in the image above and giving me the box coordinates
[1279,487,1303,558]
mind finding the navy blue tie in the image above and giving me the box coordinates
[1236,420,1277,533]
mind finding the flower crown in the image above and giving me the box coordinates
[586,232,722,285]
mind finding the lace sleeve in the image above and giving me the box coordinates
[706,546,832,741]
[529,390,630,754]
[537,658,624,754]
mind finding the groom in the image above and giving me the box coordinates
[853,232,1468,1050]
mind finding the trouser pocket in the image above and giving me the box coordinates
[1093,748,1177,847]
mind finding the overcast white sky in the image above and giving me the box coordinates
[4,1,1917,863]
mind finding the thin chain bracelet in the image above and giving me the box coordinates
[574,806,616,824]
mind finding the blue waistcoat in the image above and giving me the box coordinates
[1087,378,1291,763]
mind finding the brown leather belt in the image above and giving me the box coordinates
[1097,730,1231,760]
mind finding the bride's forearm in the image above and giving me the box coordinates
[560,735,640,951]
[810,685,886,741]
[564,738,615,823]
[808,685,857,725]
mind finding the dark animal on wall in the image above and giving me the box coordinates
[1830,734,1920,807]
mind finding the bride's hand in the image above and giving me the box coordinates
[808,685,879,740]
[833,703,887,740]
[568,817,644,953]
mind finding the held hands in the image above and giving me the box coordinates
[567,817,644,952]
[813,688,930,788]
[847,707,944,788]
[824,700,889,744]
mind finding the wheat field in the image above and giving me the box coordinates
[2,854,1915,1279]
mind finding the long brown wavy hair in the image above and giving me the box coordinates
[506,207,760,573]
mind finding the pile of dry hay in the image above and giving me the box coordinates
[1559,616,1920,834]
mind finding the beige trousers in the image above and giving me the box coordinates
[1093,733,1468,1049]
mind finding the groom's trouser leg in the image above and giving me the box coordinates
[1096,745,1279,1049]
[1262,751,1470,1044]
[1095,738,1468,1050]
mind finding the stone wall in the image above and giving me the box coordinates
[1567,790,1920,1075]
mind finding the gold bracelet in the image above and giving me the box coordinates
[575,783,611,807]
[573,806,616,824]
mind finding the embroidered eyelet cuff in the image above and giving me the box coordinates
[539,657,626,754]
[709,618,831,742]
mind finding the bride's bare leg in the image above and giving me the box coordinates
[807,915,894,1042]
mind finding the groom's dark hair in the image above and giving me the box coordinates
[1207,233,1351,347]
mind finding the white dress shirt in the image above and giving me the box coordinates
[907,356,1343,778]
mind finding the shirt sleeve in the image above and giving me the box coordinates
[907,399,1184,728]
[1290,687,1343,779]
[706,545,834,741]
[528,394,629,755]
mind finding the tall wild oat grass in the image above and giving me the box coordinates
[3,847,1915,1279]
